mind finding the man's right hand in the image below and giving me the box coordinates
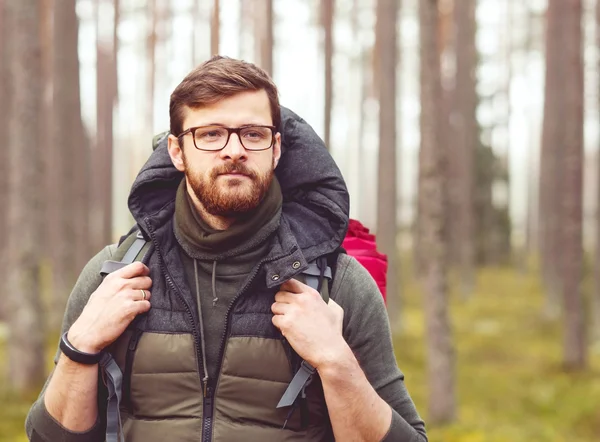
[67,262,153,354]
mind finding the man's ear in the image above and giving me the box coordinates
[273,133,282,169]
[168,135,185,172]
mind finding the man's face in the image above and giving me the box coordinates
[168,90,281,218]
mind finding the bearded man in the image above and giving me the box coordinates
[26,56,427,442]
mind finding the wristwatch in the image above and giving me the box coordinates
[59,331,103,365]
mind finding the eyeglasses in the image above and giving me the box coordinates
[177,125,277,151]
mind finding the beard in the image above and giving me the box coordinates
[183,155,274,217]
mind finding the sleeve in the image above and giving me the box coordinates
[330,254,428,442]
[25,245,117,442]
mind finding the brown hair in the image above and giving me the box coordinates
[169,56,280,137]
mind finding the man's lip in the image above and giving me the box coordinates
[220,172,248,177]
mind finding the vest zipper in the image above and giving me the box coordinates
[123,328,144,414]
[144,221,209,419]
[202,385,214,442]
[206,248,299,439]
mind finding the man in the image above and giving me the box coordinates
[26,56,427,441]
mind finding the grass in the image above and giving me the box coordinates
[396,266,600,442]
[1,266,599,441]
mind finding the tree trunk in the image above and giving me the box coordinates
[539,0,566,319]
[375,0,400,329]
[419,0,455,424]
[147,0,157,133]
[593,0,600,344]
[561,0,585,370]
[6,0,46,392]
[211,0,219,56]
[322,0,333,150]
[0,0,8,322]
[51,0,89,324]
[254,0,273,76]
[452,0,477,297]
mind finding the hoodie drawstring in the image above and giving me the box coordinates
[193,259,210,395]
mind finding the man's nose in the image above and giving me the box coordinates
[220,132,247,160]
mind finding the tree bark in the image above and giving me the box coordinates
[0,0,8,321]
[561,0,585,370]
[539,0,566,319]
[593,0,600,344]
[211,0,219,56]
[322,0,334,150]
[375,0,400,329]
[6,0,46,392]
[452,0,477,297]
[419,0,455,424]
[254,0,273,76]
[51,0,89,323]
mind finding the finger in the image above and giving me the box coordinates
[124,288,152,301]
[271,301,291,315]
[122,276,153,291]
[280,278,308,294]
[133,300,152,315]
[274,290,295,304]
[113,262,150,279]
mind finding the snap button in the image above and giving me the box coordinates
[271,274,280,281]
[292,261,301,269]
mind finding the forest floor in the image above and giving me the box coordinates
[1,265,600,441]
[396,265,600,442]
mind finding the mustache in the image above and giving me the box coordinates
[211,163,256,179]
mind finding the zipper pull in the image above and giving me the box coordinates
[204,386,214,419]
[129,329,143,351]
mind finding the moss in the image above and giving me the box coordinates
[396,266,600,442]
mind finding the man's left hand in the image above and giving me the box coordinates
[271,278,345,369]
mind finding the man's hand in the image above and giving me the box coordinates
[271,278,345,369]
[67,262,153,354]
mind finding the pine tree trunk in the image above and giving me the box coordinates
[561,0,585,370]
[322,0,334,150]
[211,0,219,56]
[539,0,566,319]
[376,0,400,329]
[0,0,8,322]
[51,0,89,325]
[453,0,477,297]
[593,0,600,344]
[6,0,46,393]
[254,0,273,76]
[419,0,455,424]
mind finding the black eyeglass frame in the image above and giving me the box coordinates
[177,125,277,152]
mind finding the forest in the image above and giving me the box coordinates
[1,0,599,441]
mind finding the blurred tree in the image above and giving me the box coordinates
[211,0,219,56]
[561,0,585,370]
[322,0,333,149]
[254,0,273,76]
[93,0,119,251]
[419,0,455,424]
[539,0,565,319]
[0,0,8,321]
[451,0,477,297]
[6,0,46,392]
[375,0,400,328]
[51,0,89,323]
[594,0,600,344]
[40,0,53,265]
[147,0,157,133]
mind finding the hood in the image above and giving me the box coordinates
[128,106,350,260]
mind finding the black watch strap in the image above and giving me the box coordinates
[60,331,103,365]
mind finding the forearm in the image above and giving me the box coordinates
[43,353,99,432]
[318,343,392,442]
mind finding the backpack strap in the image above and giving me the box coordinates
[277,255,336,412]
[98,226,150,442]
